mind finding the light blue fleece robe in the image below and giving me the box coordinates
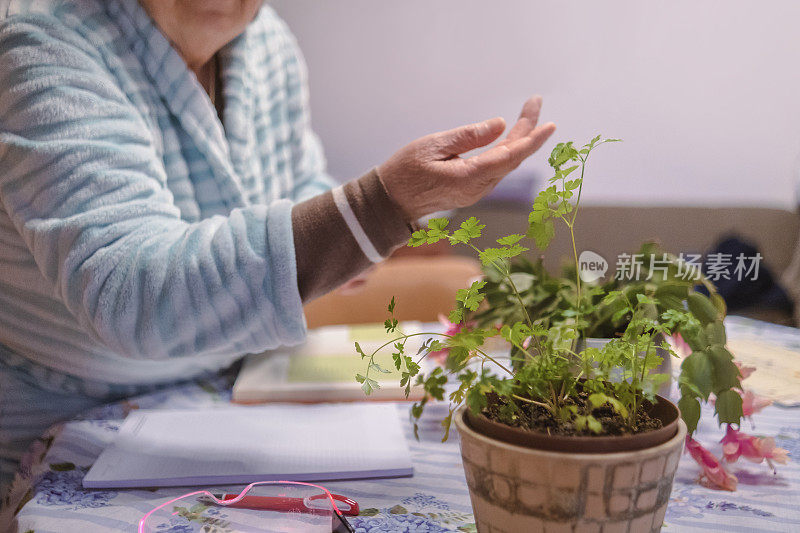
[0,0,335,488]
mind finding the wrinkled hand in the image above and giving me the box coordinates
[378,95,556,221]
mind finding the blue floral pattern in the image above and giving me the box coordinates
[352,513,454,532]
[34,467,117,509]
[776,427,800,458]
[154,519,193,533]
[704,501,774,517]
[402,493,452,510]
[354,494,473,532]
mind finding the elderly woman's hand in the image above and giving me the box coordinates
[378,95,556,221]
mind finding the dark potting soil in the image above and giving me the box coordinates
[482,391,663,437]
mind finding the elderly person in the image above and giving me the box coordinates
[0,0,555,490]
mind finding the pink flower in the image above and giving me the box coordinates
[685,436,738,491]
[735,361,756,381]
[740,390,772,418]
[670,333,692,357]
[721,425,789,471]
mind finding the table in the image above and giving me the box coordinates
[4,316,800,532]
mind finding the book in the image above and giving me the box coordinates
[232,322,433,404]
[83,403,414,488]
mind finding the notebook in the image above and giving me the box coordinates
[232,322,433,403]
[83,403,414,488]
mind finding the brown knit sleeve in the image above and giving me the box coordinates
[292,168,414,302]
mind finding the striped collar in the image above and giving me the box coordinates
[105,0,254,210]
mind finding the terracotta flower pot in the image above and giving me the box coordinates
[455,402,687,533]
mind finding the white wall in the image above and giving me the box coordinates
[270,0,800,208]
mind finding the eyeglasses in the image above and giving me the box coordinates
[138,480,358,533]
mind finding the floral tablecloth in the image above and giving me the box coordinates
[3,316,800,532]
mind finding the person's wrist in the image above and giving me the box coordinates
[375,164,421,223]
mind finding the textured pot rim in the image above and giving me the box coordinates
[455,407,687,460]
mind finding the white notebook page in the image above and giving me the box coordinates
[83,403,413,488]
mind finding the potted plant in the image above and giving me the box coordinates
[355,136,744,531]
[474,240,735,398]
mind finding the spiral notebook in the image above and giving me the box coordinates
[83,403,413,488]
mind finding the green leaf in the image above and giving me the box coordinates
[588,393,628,418]
[681,351,714,399]
[355,373,366,383]
[587,393,607,409]
[428,340,445,353]
[602,290,625,305]
[527,218,555,250]
[355,342,366,359]
[687,292,719,325]
[409,229,428,247]
[478,247,504,266]
[678,395,701,434]
[428,217,449,231]
[584,134,602,148]
[466,387,488,413]
[369,362,391,374]
[388,296,396,314]
[612,307,630,323]
[456,280,487,311]
[497,234,524,246]
[411,399,426,420]
[705,322,726,346]
[504,244,529,259]
[404,357,421,376]
[586,415,603,434]
[451,217,485,244]
[446,345,471,370]
[574,415,603,434]
[361,377,380,396]
[559,165,580,180]
[426,217,450,243]
[448,307,464,324]
[707,346,740,392]
[714,389,743,425]
[548,141,579,170]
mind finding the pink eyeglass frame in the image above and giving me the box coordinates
[137,480,358,533]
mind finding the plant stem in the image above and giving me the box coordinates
[512,394,553,412]
[630,342,639,427]
[568,222,582,308]
[363,330,515,389]
[641,336,653,386]
[465,242,535,332]
[570,158,586,227]
[474,348,514,376]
